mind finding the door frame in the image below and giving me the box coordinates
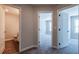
[3,5,21,53]
[0,6,5,53]
[57,5,78,49]
[37,11,53,48]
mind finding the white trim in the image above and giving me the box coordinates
[20,45,38,52]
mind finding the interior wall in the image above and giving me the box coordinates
[5,13,19,41]
[21,5,34,51]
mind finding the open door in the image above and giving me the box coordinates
[58,12,69,48]
[0,7,5,53]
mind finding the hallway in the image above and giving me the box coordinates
[21,39,78,54]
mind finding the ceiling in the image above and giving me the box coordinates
[61,5,79,16]
[1,4,77,16]
[2,5,19,15]
[31,4,72,8]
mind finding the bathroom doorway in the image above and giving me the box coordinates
[38,11,53,50]
[2,5,20,54]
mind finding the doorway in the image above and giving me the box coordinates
[57,5,79,53]
[0,5,20,54]
[38,11,53,50]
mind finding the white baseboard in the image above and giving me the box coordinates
[20,45,38,52]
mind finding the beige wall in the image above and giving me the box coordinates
[5,13,19,41]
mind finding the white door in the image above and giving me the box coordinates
[0,7,5,53]
[58,12,69,48]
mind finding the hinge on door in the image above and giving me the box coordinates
[59,28,61,31]
[59,43,61,45]
[59,14,60,16]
